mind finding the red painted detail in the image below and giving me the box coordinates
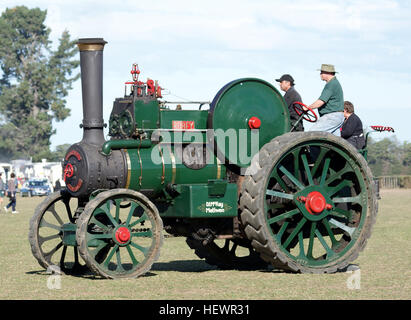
[65,150,81,161]
[115,227,131,244]
[131,68,140,75]
[248,116,261,129]
[172,120,195,130]
[146,79,155,95]
[66,178,83,192]
[371,125,395,133]
[298,192,332,215]
[130,64,140,82]
[297,196,306,202]
[124,81,144,85]
[63,163,74,181]
[306,191,326,213]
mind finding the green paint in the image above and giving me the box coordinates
[62,223,77,246]
[134,99,159,130]
[125,144,225,193]
[101,138,151,155]
[160,182,237,218]
[212,78,290,167]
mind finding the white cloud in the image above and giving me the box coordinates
[1,0,411,146]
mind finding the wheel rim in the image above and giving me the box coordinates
[29,191,87,274]
[264,141,368,269]
[82,192,162,278]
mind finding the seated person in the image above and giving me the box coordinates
[341,101,365,150]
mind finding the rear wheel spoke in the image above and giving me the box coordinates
[325,163,353,186]
[266,189,294,200]
[267,208,300,225]
[320,158,331,186]
[322,218,338,246]
[301,153,314,185]
[310,147,328,178]
[315,230,334,257]
[283,217,306,249]
[307,222,317,259]
[278,165,305,190]
[276,221,289,243]
[270,171,290,193]
[115,248,125,272]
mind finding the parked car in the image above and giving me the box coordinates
[20,179,52,197]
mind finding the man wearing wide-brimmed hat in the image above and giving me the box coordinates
[305,64,344,136]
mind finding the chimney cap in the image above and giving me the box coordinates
[77,38,107,51]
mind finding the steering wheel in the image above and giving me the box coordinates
[293,102,318,123]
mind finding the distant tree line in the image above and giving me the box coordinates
[367,136,411,177]
[0,6,79,162]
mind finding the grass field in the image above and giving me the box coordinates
[0,189,410,300]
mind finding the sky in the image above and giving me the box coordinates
[1,0,411,149]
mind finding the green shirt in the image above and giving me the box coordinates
[318,77,344,116]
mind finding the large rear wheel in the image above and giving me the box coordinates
[240,132,377,273]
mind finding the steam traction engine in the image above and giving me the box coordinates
[29,39,377,279]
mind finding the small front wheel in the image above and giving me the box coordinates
[76,189,163,279]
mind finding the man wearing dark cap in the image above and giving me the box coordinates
[275,74,304,131]
[305,64,344,136]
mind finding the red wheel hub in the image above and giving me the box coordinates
[299,191,332,215]
[115,227,131,244]
[248,116,261,129]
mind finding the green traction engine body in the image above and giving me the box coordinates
[29,38,378,279]
[101,77,290,221]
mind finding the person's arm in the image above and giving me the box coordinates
[309,99,324,109]
[303,99,324,111]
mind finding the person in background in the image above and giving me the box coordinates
[4,172,18,214]
[305,64,344,136]
[341,101,365,150]
[54,179,61,192]
[0,173,4,212]
[275,74,304,131]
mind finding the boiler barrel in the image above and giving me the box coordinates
[124,144,225,193]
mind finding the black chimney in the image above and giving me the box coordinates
[77,38,107,145]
